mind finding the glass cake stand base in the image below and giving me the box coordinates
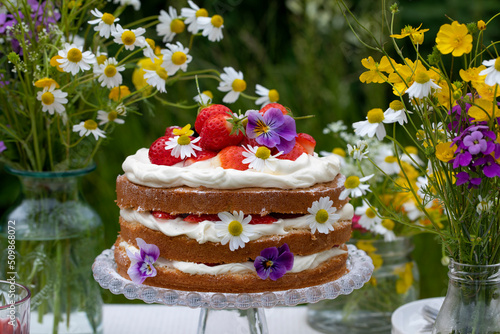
[92,245,373,334]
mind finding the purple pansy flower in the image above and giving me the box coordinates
[126,238,160,284]
[456,171,482,187]
[463,131,488,155]
[254,244,294,281]
[246,108,297,154]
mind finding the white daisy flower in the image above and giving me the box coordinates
[197,14,224,42]
[36,84,68,115]
[115,103,127,116]
[143,38,158,62]
[93,57,125,89]
[193,90,213,105]
[306,196,341,234]
[373,221,396,241]
[376,149,400,175]
[88,9,119,39]
[112,24,146,51]
[339,174,374,200]
[181,0,209,34]
[218,67,246,103]
[479,57,500,86]
[242,146,282,172]
[97,110,125,125]
[416,176,429,200]
[401,146,423,167]
[384,100,411,125]
[347,140,369,161]
[111,0,141,11]
[72,120,106,140]
[161,42,193,76]
[323,120,347,134]
[156,7,185,43]
[405,71,441,99]
[402,201,425,221]
[255,84,280,107]
[143,67,169,93]
[165,135,202,159]
[476,195,493,214]
[57,43,96,75]
[354,202,382,230]
[353,108,393,141]
[215,211,256,251]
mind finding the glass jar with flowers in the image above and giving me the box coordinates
[335,1,500,332]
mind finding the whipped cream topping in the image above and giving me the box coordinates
[120,204,353,243]
[122,148,341,189]
[120,241,347,275]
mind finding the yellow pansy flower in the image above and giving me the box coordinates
[435,142,457,162]
[460,65,487,83]
[359,56,395,84]
[468,98,499,122]
[435,21,473,57]
[473,82,500,102]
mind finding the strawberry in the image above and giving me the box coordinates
[152,211,179,220]
[241,136,259,148]
[259,103,289,116]
[277,141,307,161]
[184,214,220,223]
[296,133,316,155]
[199,114,244,151]
[183,149,217,166]
[218,146,248,171]
[195,104,232,134]
[148,136,184,166]
[165,126,182,138]
[249,215,278,225]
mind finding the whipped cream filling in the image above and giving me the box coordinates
[120,241,347,275]
[122,148,341,189]
[120,204,354,244]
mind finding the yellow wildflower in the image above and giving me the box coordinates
[332,147,346,157]
[132,56,164,93]
[435,21,473,57]
[435,79,457,110]
[50,55,65,72]
[435,142,457,162]
[109,86,131,101]
[473,82,500,101]
[356,240,376,254]
[388,59,428,96]
[395,262,414,294]
[359,56,395,84]
[468,98,499,122]
[390,24,429,45]
[460,65,487,83]
[477,20,486,31]
[34,78,59,88]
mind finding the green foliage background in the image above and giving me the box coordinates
[1,0,499,303]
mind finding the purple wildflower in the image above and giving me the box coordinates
[0,141,6,153]
[456,171,481,187]
[463,131,488,155]
[474,155,500,178]
[254,244,294,281]
[246,108,297,153]
[126,238,160,284]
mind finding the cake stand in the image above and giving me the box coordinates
[92,245,373,334]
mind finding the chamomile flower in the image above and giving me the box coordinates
[36,84,68,115]
[161,42,193,75]
[197,14,224,42]
[218,67,246,103]
[143,67,169,93]
[193,90,213,105]
[255,84,280,107]
[165,135,202,159]
[373,221,396,241]
[242,146,282,172]
[405,71,441,100]
[306,196,341,234]
[57,43,96,75]
[111,0,141,10]
[112,25,146,51]
[323,120,347,134]
[384,100,410,125]
[347,140,369,161]
[143,38,158,62]
[376,151,400,175]
[72,120,106,140]
[353,108,393,141]
[94,57,125,88]
[181,0,209,33]
[88,9,119,38]
[215,211,256,251]
[355,202,382,230]
[157,7,185,43]
[479,57,500,87]
[97,110,125,125]
[476,195,493,214]
[402,201,425,221]
[339,174,374,200]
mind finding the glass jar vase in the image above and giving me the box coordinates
[432,260,500,334]
[307,237,419,334]
[0,165,104,334]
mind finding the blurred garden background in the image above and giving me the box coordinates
[1,0,499,303]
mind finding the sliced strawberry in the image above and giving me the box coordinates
[165,126,182,138]
[218,146,248,171]
[184,214,220,223]
[249,215,278,225]
[195,104,232,134]
[183,149,218,166]
[259,103,289,116]
[152,211,179,220]
[296,133,316,155]
[148,136,184,166]
[277,141,307,161]
[199,114,244,151]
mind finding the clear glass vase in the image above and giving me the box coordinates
[432,261,500,334]
[0,165,104,334]
[307,237,419,334]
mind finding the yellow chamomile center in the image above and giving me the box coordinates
[344,175,360,189]
[382,219,395,230]
[389,100,405,111]
[315,209,329,224]
[121,31,136,45]
[203,90,213,99]
[67,48,82,63]
[255,146,271,160]
[211,15,224,28]
[228,220,243,236]
[414,71,430,84]
[365,207,376,219]
[96,55,107,65]
[268,89,280,102]
[177,135,191,145]
[494,57,500,72]
[232,79,247,92]
[101,13,115,25]
[332,148,346,157]
[156,67,169,80]
[367,108,385,124]
[41,92,55,105]
[84,120,98,130]
[384,156,397,163]
[171,51,187,65]
[196,8,208,17]
[107,111,118,122]
[104,65,117,77]
[170,19,185,34]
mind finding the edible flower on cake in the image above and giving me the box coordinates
[126,238,160,284]
[254,244,294,280]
